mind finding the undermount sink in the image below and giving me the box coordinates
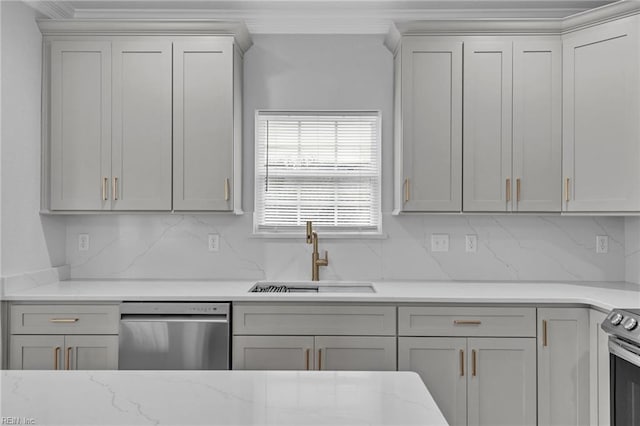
[249,281,375,293]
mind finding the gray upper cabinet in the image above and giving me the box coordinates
[49,41,112,211]
[394,38,463,213]
[173,39,237,211]
[463,41,513,212]
[563,15,640,212]
[112,41,172,211]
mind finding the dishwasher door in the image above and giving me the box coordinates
[119,303,230,370]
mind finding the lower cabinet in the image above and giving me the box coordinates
[10,335,118,370]
[233,335,396,371]
[537,308,590,426]
[590,309,611,426]
[399,337,536,426]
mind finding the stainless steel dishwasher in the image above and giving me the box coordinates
[119,302,230,370]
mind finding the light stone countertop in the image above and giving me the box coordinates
[0,370,447,426]
[2,279,640,311]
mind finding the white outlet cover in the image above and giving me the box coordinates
[465,235,478,253]
[431,234,449,252]
[208,234,220,252]
[596,235,608,254]
[78,234,89,251]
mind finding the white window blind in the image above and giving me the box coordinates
[254,111,381,235]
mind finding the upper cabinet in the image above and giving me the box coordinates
[562,15,640,212]
[41,21,250,213]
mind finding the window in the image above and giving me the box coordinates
[254,111,381,235]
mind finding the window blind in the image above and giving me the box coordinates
[254,111,381,234]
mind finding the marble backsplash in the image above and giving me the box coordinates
[65,214,626,282]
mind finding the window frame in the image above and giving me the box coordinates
[252,110,383,237]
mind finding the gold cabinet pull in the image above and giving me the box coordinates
[472,349,477,377]
[460,350,465,376]
[224,178,230,202]
[565,178,570,203]
[65,347,72,370]
[543,320,548,347]
[54,346,61,370]
[506,178,511,202]
[102,177,108,201]
[318,349,322,370]
[454,320,482,325]
[404,178,410,203]
[49,318,79,323]
[516,178,521,202]
[305,349,310,371]
[112,177,118,200]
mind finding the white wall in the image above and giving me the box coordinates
[1,0,66,278]
[64,35,627,283]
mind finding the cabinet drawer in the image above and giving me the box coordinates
[398,307,536,337]
[10,304,119,335]
[233,304,396,336]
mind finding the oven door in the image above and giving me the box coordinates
[609,336,640,426]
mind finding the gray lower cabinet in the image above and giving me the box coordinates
[590,310,610,426]
[233,336,313,370]
[538,308,590,426]
[10,335,118,370]
[399,337,536,426]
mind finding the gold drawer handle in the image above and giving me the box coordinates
[224,178,230,202]
[318,349,322,370]
[460,349,464,376]
[65,347,72,370]
[543,320,548,347]
[113,177,118,201]
[472,349,477,377]
[516,178,521,202]
[565,178,570,203]
[506,178,511,202]
[404,178,410,203]
[54,346,61,370]
[454,320,482,325]
[305,349,310,371]
[49,318,79,323]
[102,177,108,201]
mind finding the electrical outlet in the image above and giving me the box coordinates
[465,235,478,253]
[431,234,449,252]
[208,234,220,252]
[78,234,89,251]
[596,235,608,254]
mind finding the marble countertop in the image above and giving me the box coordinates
[2,279,640,311]
[0,370,447,426]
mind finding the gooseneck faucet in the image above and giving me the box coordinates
[306,221,328,281]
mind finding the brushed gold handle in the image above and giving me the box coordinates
[318,349,322,370]
[49,318,79,323]
[460,349,464,376]
[305,349,310,371]
[516,178,521,202]
[113,177,118,200]
[102,177,108,201]
[54,346,60,370]
[454,320,482,325]
[404,178,410,203]
[506,178,511,202]
[472,349,477,377]
[543,320,548,347]
[65,347,72,370]
[565,177,570,203]
[224,178,230,202]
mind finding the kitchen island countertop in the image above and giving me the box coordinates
[0,370,447,426]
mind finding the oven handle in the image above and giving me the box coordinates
[121,315,228,323]
[609,337,640,368]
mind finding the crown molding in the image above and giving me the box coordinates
[23,0,74,19]
[562,0,640,32]
[37,19,253,52]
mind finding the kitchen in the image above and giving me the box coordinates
[1,0,640,425]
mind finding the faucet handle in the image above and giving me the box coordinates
[317,250,329,267]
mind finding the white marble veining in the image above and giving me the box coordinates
[0,370,447,426]
[65,214,626,282]
[0,265,69,296]
[3,279,640,311]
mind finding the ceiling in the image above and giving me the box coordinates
[26,0,622,34]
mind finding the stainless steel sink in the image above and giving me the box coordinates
[249,281,375,293]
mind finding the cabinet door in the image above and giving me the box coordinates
[467,338,536,426]
[315,336,396,371]
[232,336,313,370]
[111,41,172,210]
[399,39,462,212]
[173,39,234,211]
[563,16,640,211]
[463,41,513,212]
[9,335,65,370]
[589,310,610,426]
[65,335,118,370]
[49,41,111,210]
[398,337,467,426]
[538,308,590,426]
[512,40,562,212]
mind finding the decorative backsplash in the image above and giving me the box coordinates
[66,214,625,282]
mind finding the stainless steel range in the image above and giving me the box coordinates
[601,308,640,426]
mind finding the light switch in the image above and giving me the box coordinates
[596,235,608,254]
